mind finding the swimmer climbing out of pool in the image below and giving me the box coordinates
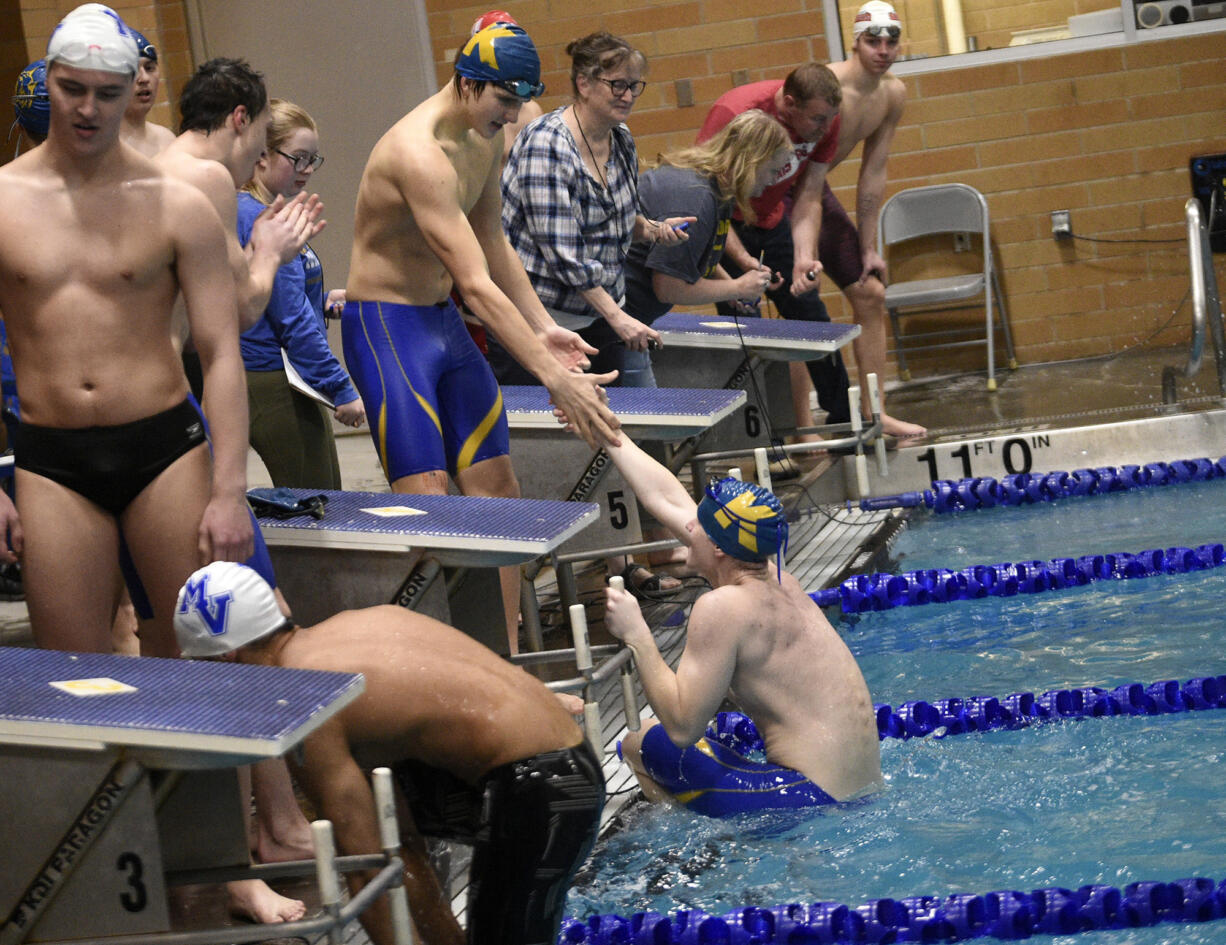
[601,435,883,815]
[175,562,604,945]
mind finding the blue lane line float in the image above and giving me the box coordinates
[871,673,1226,741]
[857,456,1226,515]
[809,541,1226,613]
[562,875,1226,943]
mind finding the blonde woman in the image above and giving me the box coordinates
[620,109,788,386]
[238,99,364,488]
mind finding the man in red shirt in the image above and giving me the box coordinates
[699,21,923,438]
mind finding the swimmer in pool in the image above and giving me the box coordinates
[600,435,883,813]
[175,562,605,945]
[343,21,620,653]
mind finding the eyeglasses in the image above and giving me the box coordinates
[275,149,324,172]
[862,25,901,39]
[496,78,545,100]
[595,77,646,99]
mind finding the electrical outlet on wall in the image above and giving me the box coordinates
[1051,210,1072,238]
[953,232,971,252]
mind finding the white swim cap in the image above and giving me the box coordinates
[46,4,140,76]
[853,0,902,37]
[175,562,292,658]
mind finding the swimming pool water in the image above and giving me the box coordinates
[567,478,1226,944]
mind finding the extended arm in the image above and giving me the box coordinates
[174,190,252,563]
[605,590,737,745]
[406,145,619,446]
[603,435,697,540]
[652,265,772,307]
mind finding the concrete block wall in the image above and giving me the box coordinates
[4,1,186,142]
[429,1,1226,380]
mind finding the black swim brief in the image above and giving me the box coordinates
[15,399,206,515]
[393,741,605,945]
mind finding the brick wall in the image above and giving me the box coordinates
[428,0,1226,380]
[10,1,1224,381]
[4,0,186,155]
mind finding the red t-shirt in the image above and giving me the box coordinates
[697,79,841,230]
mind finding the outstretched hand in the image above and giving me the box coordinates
[548,370,620,449]
[542,324,595,373]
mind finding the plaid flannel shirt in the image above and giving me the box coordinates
[501,108,638,320]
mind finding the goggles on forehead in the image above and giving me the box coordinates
[496,77,545,100]
[862,24,901,39]
[51,41,137,72]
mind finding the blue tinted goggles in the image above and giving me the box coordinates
[497,77,545,100]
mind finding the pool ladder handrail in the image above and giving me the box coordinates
[1163,197,1226,403]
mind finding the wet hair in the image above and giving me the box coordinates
[566,31,646,96]
[782,62,842,110]
[243,99,317,203]
[654,110,790,225]
[177,57,267,134]
[450,71,489,100]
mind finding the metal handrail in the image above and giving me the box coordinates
[1164,198,1226,402]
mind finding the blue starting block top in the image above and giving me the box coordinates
[502,386,745,436]
[255,489,598,567]
[652,312,860,361]
[0,646,363,768]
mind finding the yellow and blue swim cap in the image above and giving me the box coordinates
[697,477,789,567]
[455,24,544,100]
[12,59,50,139]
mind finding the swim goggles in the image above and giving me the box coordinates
[50,40,138,72]
[861,24,901,39]
[496,77,545,100]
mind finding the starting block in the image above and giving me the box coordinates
[651,312,860,454]
[0,646,364,944]
[504,386,745,552]
[255,489,598,652]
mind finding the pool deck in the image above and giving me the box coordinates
[3,343,1221,942]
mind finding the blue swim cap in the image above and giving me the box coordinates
[12,59,50,139]
[697,477,788,566]
[455,24,544,100]
[128,27,157,61]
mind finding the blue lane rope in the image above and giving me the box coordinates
[809,541,1226,613]
[871,673,1226,741]
[703,674,1226,748]
[857,456,1226,514]
[561,875,1226,944]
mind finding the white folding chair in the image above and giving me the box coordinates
[877,183,1018,391]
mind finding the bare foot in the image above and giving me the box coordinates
[226,879,306,924]
[555,692,584,716]
[878,413,927,438]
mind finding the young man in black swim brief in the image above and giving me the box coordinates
[0,5,253,658]
[176,561,604,945]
